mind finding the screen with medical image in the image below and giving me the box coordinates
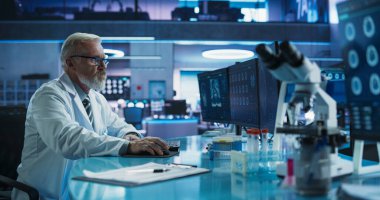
[337,0,380,141]
[101,76,131,100]
[197,68,231,123]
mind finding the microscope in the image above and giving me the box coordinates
[255,41,353,182]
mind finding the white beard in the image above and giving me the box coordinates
[78,71,106,91]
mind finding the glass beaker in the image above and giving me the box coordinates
[294,137,331,196]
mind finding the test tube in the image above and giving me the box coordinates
[261,128,269,152]
[261,128,271,172]
[246,128,260,153]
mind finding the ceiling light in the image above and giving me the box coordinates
[108,56,162,60]
[202,49,254,60]
[104,49,125,57]
[101,37,155,41]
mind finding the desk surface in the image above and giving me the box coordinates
[68,136,374,200]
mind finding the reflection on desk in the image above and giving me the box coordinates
[337,173,380,199]
[68,136,375,200]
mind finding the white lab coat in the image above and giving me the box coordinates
[12,73,137,200]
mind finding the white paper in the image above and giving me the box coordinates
[79,162,210,186]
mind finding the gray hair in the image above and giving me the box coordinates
[60,32,101,70]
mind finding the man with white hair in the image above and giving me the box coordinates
[12,32,169,200]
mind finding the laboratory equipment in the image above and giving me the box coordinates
[246,128,260,153]
[208,136,242,160]
[256,41,352,193]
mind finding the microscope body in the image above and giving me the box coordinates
[256,41,338,135]
[256,41,352,181]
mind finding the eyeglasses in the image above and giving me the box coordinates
[70,55,109,66]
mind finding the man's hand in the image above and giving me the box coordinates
[126,137,169,156]
[123,134,140,141]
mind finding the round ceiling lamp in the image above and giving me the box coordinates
[104,49,125,57]
[202,49,254,60]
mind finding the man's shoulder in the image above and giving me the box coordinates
[33,79,68,98]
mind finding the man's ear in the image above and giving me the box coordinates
[66,59,75,69]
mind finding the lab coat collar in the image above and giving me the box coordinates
[58,73,77,96]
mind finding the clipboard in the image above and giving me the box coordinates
[72,162,210,187]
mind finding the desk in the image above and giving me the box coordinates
[68,136,360,200]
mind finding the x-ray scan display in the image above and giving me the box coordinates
[338,0,380,141]
[197,68,231,123]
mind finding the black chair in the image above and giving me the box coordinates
[123,107,144,130]
[0,106,39,200]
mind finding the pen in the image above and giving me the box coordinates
[125,168,170,173]
[169,163,197,168]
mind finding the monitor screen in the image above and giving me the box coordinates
[197,68,231,123]
[284,69,346,101]
[150,99,165,112]
[337,0,380,141]
[228,58,279,132]
[101,76,131,100]
[198,1,229,14]
[164,100,187,116]
[229,59,260,127]
[257,59,279,132]
[322,68,346,104]
[285,68,347,103]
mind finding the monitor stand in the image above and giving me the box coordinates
[353,140,380,175]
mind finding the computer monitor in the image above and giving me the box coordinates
[257,59,280,133]
[321,68,347,104]
[323,68,349,131]
[229,59,259,127]
[284,68,346,103]
[150,99,165,112]
[229,58,279,132]
[197,68,231,123]
[164,100,187,116]
[198,1,229,15]
[337,0,380,141]
[101,76,131,100]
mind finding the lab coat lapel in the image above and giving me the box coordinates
[88,91,100,133]
[58,73,94,131]
[73,95,94,130]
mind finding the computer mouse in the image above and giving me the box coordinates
[162,149,170,155]
[169,146,179,152]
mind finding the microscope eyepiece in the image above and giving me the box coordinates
[279,41,303,67]
[255,44,282,70]
[256,44,274,62]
